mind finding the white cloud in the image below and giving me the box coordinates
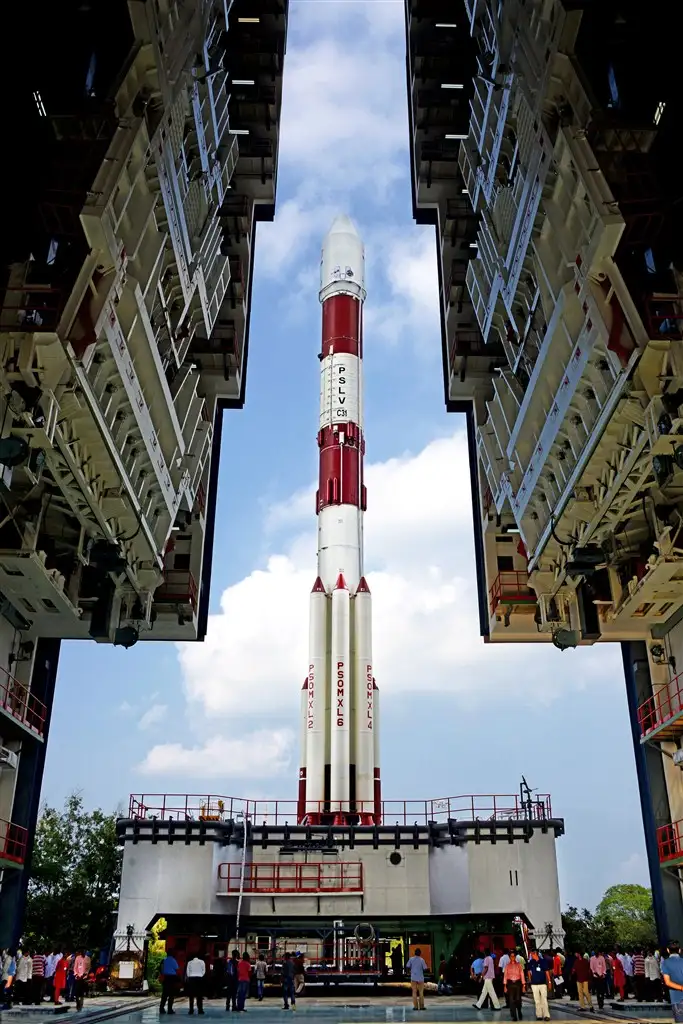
[176,429,623,733]
[138,730,294,779]
[138,703,168,731]
[119,700,133,713]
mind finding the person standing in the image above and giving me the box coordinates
[66,953,76,1002]
[503,952,525,1022]
[225,950,240,1012]
[620,950,634,997]
[186,953,206,1015]
[31,951,45,1004]
[552,950,565,1000]
[474,949,501,1012]
[611,952,626,1001]
[159,951,180,1015]
[281,952,296,1011]
[15,950,32,1005]
[44,951,59,1003]
[293,953,305,997]
[645,949,662,1001]
[236,953,251,1012]
[437,955,452,995]
[53,954,68,1005]
[73,951,90,1012]
[632,949,646,1001]
[589,951,607,1010]
[407,947,428,1011]
[527,950,552,1021]
[573,951,593,1011]
[663,942,683,1022]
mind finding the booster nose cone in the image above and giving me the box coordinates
[320,214,366,303]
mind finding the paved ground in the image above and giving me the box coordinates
[0,996,673,1024]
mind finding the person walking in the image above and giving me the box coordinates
[573,951,593,1011]
[186,953,206,1015]
[281,952,296,1011]
[1,950,16,1009]
[474,949,501,1012]
[503,952,526,1022]
[589,951,607,1010]
[73,951,90,1012]
[663,942,683,1022]
[407,947,428,1011]
[255,954,268,1001]
[15,950,32,1005]
[159,951,180,1014]
[527,950,552,1021]
[552,950,565,1000]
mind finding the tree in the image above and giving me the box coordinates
[595,884,657,948]
[23,794,121,952]
[562,906,617,952]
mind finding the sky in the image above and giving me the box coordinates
[43,0,649,912]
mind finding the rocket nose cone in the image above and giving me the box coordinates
[325,214,361,241]
[356,576,371,594]
[334,573,348,590]
[311,576,326,594]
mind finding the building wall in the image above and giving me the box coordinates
[117,830,561,935]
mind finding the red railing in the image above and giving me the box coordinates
[483,486,493,516]
[657,820,683,863]
[0,666,47,737]
[127,793,553,825]
[154,570,198,610]
[217,861,363,894]
[638,672,683,737]
[489,570,535,615]
[0,819,28,865]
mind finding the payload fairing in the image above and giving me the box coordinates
[297,216,381,826]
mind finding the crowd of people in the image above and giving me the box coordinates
[465,943,683,1021]
[158,949,304,1014]
[0,948,92,1011]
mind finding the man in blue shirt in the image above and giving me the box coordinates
[159,953,180,1014]
[527,950,552,1021]
[406,948,428,1011]
[663,942,683,1022]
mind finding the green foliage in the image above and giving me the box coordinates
[23,794,121,953]
[146,950,165,993]
[563,884,657,952]
[149,918,167,954]
[595,884,658,948]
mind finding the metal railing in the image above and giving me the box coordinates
[657,820,683,863]
[0,819,28,865]
[638,672,683,737]
[127,792,553,825]
[154,570,198,610]
[489,570,535,615]
[0,666,47,737]
[217,861,364,894]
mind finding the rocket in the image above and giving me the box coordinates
[297,216,381,826]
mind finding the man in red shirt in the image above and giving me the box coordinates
[236,954,252,1012]
[504,952,526,1021]
[573,954,593,1011]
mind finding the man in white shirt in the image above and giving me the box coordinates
[185,956,206,1015]
[15,952,33,1004]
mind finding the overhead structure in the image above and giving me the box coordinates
[0,0,289,944]
[405,0,683,940]
[298,216,380,826]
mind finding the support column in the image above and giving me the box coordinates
[0,638,60,947]
[621,640,683,944]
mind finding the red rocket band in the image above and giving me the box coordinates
[297,216,381,826]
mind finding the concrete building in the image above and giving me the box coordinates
[0,0,288,943]
[114,789,564,983]
[405,0,683,937]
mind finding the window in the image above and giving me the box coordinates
[497,555,514,572]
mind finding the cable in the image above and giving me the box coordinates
[550,515,573,548]
[234,808,249,945]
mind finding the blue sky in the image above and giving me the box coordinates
[44,0,647,911]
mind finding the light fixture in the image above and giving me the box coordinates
[238,17,260,22]
[229,129,250,135]
[441,83,464,89]
[445,133,468,140]
[654,101,666,125]
[435,23,457,28]
[232,79,255,86]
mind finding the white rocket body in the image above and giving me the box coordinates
[297,216,381,825]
